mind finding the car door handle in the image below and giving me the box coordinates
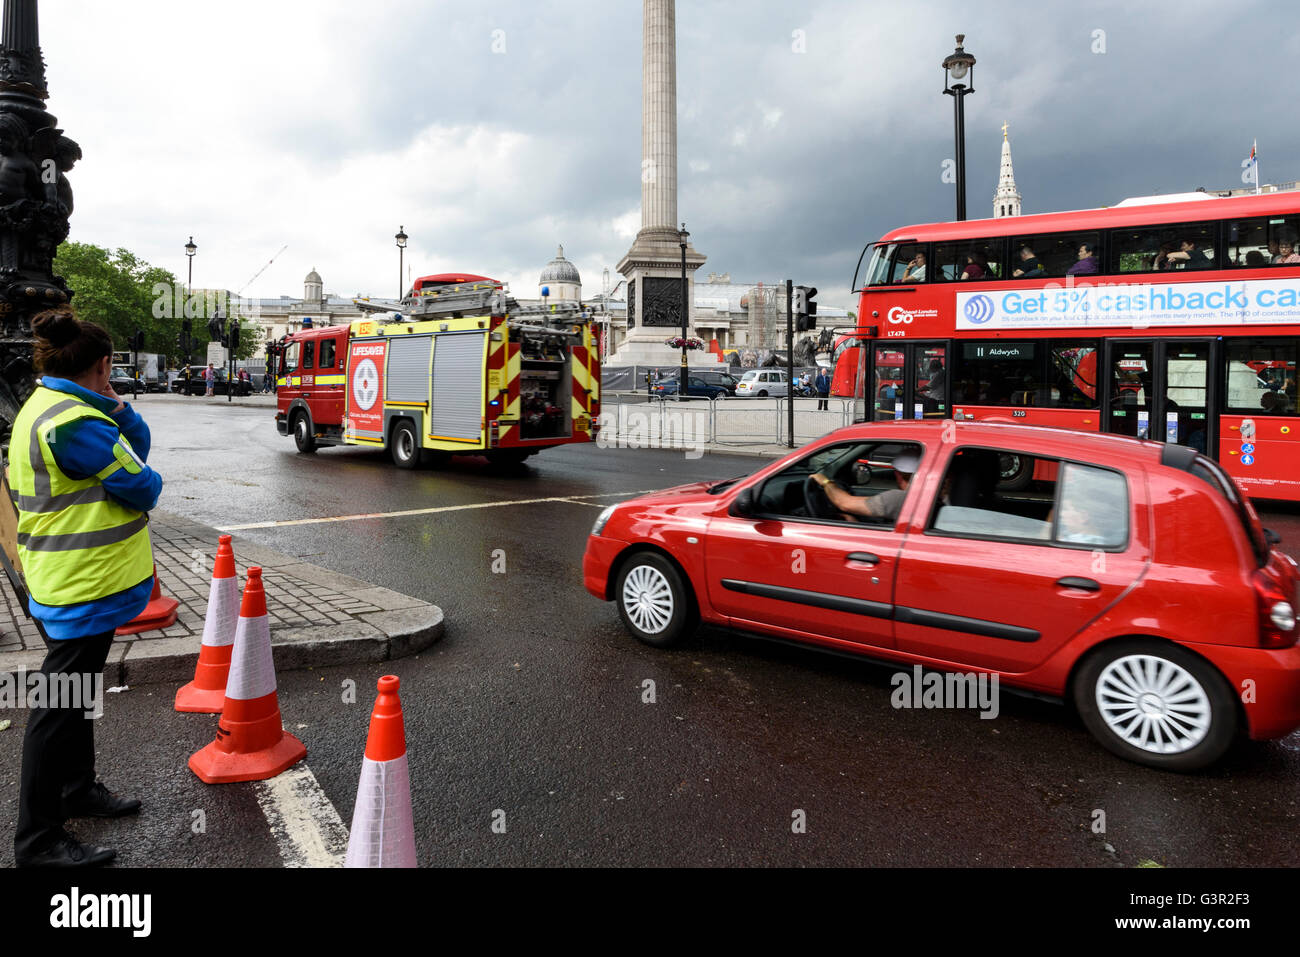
[1056,576,1100,592]
[846,552,880,566]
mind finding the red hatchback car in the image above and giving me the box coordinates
[583,422,1300,771]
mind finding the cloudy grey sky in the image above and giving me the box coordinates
[40,0,1300,310]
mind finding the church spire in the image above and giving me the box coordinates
[993,122,1022,218]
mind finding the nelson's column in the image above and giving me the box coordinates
[612,0,708,367]
[0,0,78,449]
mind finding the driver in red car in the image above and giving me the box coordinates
[812,451,919,523]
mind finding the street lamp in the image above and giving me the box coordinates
[395,226,408,301]
[185,236,197,317]
[678,223,689,398]
[942,34,976,222]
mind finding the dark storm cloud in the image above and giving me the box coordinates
[42,1,1300,305]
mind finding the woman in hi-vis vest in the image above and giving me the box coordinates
[9,308,162,868]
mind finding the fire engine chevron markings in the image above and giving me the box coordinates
[215,490,661,531]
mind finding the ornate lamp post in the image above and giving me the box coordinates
[0,0,81,449]
[184,235,196,307]
[942,34,976,222]
[395,226,408,301]
[678,223,689,397]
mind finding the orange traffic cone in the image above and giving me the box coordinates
[188,567,306,783]
[115,562,179,635]
[345,675,416,867]
[175,535,238,713]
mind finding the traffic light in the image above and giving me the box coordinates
[793,286,818,331]
[130,329,145,352]
[227,320,240,352]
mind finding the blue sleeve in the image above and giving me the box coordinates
[48,417,162,513]
[109,403,152,460]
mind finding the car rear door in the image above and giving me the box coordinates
[891,441,1151,674]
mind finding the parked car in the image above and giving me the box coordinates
[652,374,729,399]
[583,421,1300,771]
[109,365,139,394]
[735,369,789,397]
[171,365,253,397]
[695,370,740,395]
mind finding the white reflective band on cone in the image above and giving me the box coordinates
[201,575,239,648]
[344,754,416,868]
[223,611,278,701]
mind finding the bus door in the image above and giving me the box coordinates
[871,341,949,422]
[1104,340,1216,455]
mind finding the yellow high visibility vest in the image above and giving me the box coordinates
[8,386,153,606]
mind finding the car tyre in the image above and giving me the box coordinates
[614,551,697,648]
[1073,639,1237,772]
[390,419,420,469]
[758,390,768,398]
[997,452,1034,491]
[292,412,317,453]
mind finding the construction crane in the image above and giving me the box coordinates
[236,244,289,298]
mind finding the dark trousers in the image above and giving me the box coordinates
[817,394,829,410]
[14,629,114,858]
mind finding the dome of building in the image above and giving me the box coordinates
[305,268,323,284]
[540,245,581,285]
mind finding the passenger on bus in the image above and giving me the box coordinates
[1276,236,1300,264]
[960,251,990,280]
[1268,238,1282,263]
[1066,243,1099,276]
[901,251,927,283]
[1245,250,1268,268]
[1153,242,1177,271]
[1166,239,1213,269]
[1012,246,1045,278]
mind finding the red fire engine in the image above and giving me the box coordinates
[270,278,599,467]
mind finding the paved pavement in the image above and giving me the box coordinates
[0,509,444,682]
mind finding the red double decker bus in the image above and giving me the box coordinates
[843,191,1300,499]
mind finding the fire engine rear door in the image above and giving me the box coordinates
[430,332,487,443]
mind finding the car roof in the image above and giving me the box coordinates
[827,420,1166,467]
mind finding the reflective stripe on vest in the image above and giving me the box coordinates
[10,387,154,607]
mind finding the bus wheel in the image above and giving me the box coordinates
[997,452,1033,491]
[293,412,317,453]
[390,420,420,469]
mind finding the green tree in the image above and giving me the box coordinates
[53,241,187,364]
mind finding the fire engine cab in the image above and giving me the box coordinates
[271,278,600,468]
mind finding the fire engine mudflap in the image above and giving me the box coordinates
[270,279,600,469]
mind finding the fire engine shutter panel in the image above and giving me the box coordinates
[386,336,432,403]
[431,333,486,441]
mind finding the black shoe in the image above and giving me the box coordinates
[17,833,116,868]
[64,781,142,819]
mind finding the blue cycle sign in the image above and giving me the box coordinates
[956,278,1300,330]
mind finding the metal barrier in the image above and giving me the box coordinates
[597,394,861,451]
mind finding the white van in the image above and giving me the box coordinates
[735,369,789,397]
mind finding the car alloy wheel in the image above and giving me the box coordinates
[622,564,673,635]
[1074,640,1236,771]
[614,552,696,648]
[1095,654,1211,754]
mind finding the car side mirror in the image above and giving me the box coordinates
[730,487,755,517]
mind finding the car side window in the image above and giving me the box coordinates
[1054,463,1128,547]
[754,441,922,527]
[927,448,1128,549]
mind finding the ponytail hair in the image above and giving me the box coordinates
[31,307,114,378]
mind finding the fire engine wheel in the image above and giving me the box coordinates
[390,420,420,469]
[1073,639,1237,772]
[615,551,697,649]
[292,412,317,453]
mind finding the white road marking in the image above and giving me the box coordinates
[254,763,350,868]
[216,490,661,531]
